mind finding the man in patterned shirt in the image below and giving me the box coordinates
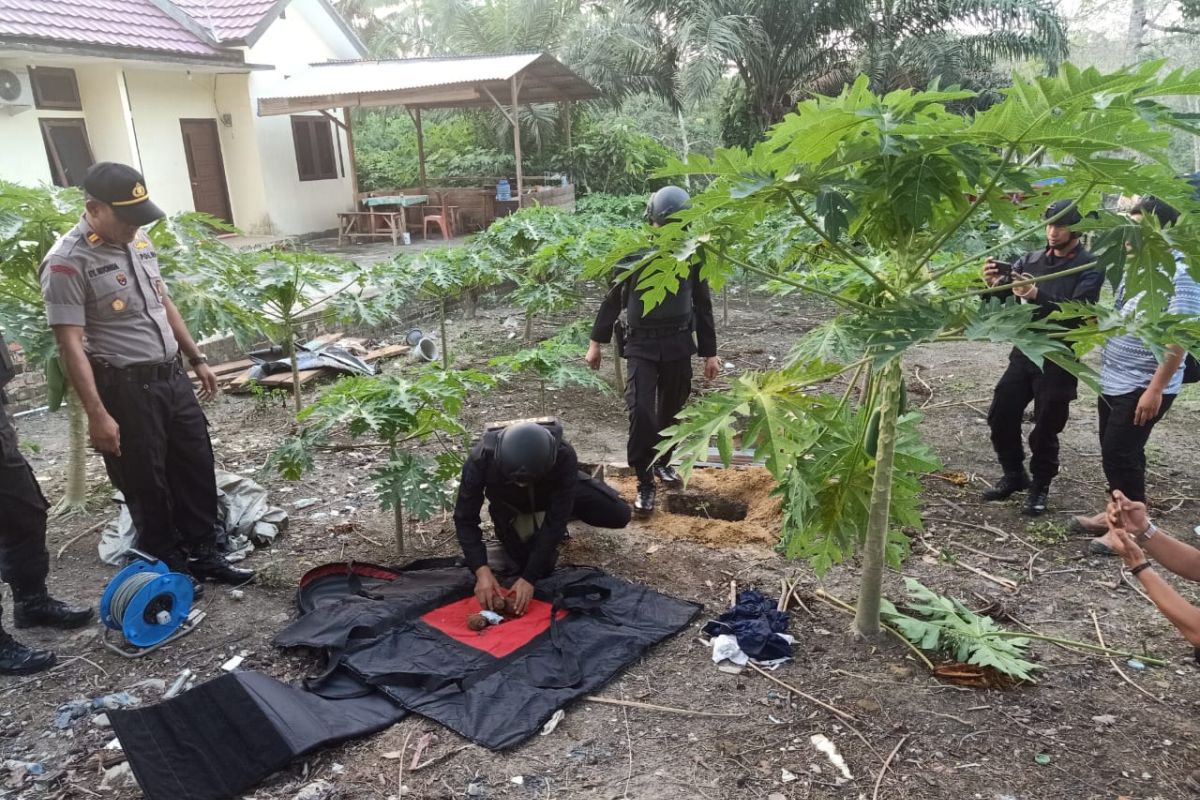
[1074,196,1200,552]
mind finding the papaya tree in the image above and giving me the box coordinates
[614,62,1200,639]
[489,321,611,415]
[0,183,86,514]
[272,368,494,555]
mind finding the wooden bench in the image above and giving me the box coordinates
[336,211,407,246]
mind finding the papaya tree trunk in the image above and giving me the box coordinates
[524,310,534,342]
[853,361,902,640]
[539,378,547,416]
[287,328,302,417]
[393,502,405,557]
[464,288,478,320]
[439,299,450,369]
[52,388,89,516]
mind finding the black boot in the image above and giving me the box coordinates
[188,550,255,586]
[653,465,682,484]
[1023,485,1050,517]
[12,591,94,630]
[634,481,656,514]
[982,469,1030,501]
[0,625,55,675]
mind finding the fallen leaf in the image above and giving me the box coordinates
[1092,714,1117,726]
[645,544,661,555]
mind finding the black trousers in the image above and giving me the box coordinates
[494,473,631,573]
[1098,389,1176,503]
[96,364,217,563]
[988,354,1078,486]
[624,356,693,480]
[0,410,50,600]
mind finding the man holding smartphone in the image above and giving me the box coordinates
[980,200,1104,515]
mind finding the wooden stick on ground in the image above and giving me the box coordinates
[747,663,882,761]
[872,734,910,800]
[1089,609,1164,706]
[583,696,745,718]
[56,519,108,561]
[812,589,936,671]
[729,579,737,609]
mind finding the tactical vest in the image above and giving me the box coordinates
[620,254,693,332]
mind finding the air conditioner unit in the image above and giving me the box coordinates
[0,65,33,114]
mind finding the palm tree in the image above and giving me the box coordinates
[628,0,1068,139]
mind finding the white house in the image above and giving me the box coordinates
[0,0,366,235]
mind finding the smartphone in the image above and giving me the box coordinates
[989,260,1013,276]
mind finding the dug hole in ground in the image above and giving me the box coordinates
[4,292,1200,800]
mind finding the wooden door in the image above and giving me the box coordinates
[180,119,233,223]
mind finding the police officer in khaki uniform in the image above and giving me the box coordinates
[39,162,252,587]
[0,333,93,675]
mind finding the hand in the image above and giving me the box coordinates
[473,566,504,612]
[704,356,720,380]
[1010,273,1038,300]
[1134,387,1163,426]
[585,341,603,371]
[194,362,219,402]
[1110,527,1148,569]
[88,410,121,456]
[1110,490,1151,538]
[982,260,1002,287]
[508,578,535,615]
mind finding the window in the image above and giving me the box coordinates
[40,119,94,187]
[30,67,82,111]
[291,115,338,181]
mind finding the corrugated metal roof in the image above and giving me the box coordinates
[169,0,282,43]
[271,53,544,99]
[257,53,600,114]
[0,0,229,56]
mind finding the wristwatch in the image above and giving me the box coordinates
[188,354,209,367]
[1134,521,1158,544]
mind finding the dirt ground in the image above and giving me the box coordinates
[5,287,1200,800]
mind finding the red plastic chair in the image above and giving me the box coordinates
[422,194,453,241]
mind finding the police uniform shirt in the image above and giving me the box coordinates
[39,216,178,368]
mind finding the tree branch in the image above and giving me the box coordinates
[1146,20,1200,36]
[782,190,900,298]
[708,245,873,312]
[916,145,1016,272]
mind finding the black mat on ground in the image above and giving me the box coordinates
[109,671,407,800]
[111,560,700,799]
[276,564,703,750]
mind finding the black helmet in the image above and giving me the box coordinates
[645,186,691,226]
[496,422,557,482]
[1044,199,1083,227]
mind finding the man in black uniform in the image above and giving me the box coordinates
[586,186,719,514]
[0,332,93,675]
[39,162,251,587]
[455,421,631,614]
[981,199,1103,516]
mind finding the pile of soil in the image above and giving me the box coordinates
[612,466,782,548]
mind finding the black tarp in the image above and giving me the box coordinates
[111,560,700,799]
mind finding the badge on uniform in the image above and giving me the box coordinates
[86,232,101,246]
[116,272,127,287]
[134,240,150,250]
[111,298,126,313]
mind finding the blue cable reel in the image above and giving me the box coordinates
[100,560,203,657]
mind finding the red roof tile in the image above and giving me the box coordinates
[0,0,286,58]
[170,0,282,43]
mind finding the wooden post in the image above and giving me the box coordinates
[511,75,524,208]
[413,106,427,189]
[343,106,359,207]
[562,100,573,183]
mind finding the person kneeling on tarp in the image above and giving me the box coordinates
[454,420,631,615]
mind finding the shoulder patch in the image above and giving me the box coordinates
[86,232,102,246]
[49,264,78,277]
[134,239,150,250]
